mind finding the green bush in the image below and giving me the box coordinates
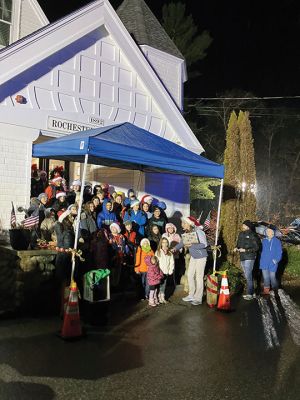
[217,261,245,295]
[282,245,300,279]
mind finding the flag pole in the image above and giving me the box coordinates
[213,178,224,272]
[71,153,89,282]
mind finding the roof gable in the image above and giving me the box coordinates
[0,0,202,153]
[117,0,184,60]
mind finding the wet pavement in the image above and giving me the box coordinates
[0,286,300,400]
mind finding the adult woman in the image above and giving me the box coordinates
[112,193,124,223]
[259,227,282,295]
[173,216,208,306]
[123,199,147,239]
[80,201,97,236]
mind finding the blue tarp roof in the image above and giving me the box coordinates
[32,122,224,178]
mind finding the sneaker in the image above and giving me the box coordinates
[148,300,157,307]
[243,294,254,300]
[182,295,194,302]
[191,300,202,306]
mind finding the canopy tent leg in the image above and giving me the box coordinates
[71,153,89,282]
[213,178,224,272]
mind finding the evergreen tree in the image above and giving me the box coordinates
[221,111,240,265]
[237,111,257,223]
[161,2,212,78]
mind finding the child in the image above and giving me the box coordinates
[135,238,154,299]
[108,222,126,287]
[162,223,182,284]
[145,255,164,307]
[155,238,175,303]
[162,223,181,248]
[148,223,162,252]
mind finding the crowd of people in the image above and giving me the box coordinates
[28,170,210,312]
[28,168,283,314]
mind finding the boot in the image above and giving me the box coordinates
[160,293,168,304]
[148,290,157,307]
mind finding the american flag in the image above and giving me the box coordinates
[10,202,17,228]
[22,214,39,228]
[204,211,211,231]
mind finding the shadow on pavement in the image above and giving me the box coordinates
[0,380,55,400]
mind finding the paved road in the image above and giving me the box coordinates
[0,286,300,400]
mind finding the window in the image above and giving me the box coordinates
[0,0,12,47]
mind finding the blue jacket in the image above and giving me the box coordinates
[259,237,282,272]
[123,209,147,236]
[97,209,117,229]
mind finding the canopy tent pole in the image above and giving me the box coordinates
[213,178,224,272]
[71,153,89,282]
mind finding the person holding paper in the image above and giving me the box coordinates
[172,216,208,306]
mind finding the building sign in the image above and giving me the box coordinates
[47,116,105,133]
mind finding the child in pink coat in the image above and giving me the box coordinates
[145,255,164,307]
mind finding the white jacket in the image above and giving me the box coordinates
[155,250,175,275]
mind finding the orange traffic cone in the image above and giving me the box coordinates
[217,271,232,312]
[60,281,84,340]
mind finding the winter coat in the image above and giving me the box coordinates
[259,237,282,272]
[124,209,147,237]
[147,230,162,252]
[145,256,164,286]
[236,230,260,261]
[80,211,97,235]
[40,217,56,242]
[96,208,117,230]
[155,250,174,275]
[147,216,167,234]
[162,223,181,248]
[134,246,154,273]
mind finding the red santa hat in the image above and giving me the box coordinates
[52,175,62,183]
[181,216,201,227]
[56,192,66,199]
[140,194,153,205]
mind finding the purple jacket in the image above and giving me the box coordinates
[145,255,163,286]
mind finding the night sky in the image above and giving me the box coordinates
[38,0,300,98]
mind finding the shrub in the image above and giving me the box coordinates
[282,245,300,279]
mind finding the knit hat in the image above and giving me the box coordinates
[140,194,153,205]
[243,220,253,230]
[110,222,121,233]
[140,238,150,248]
[56,192,66,199]
[130,199,140,208]
[58,209,71,223]
[181,216,200,227]
[67,204,77,211]
[38,193,48,201]
[72,179,81,186]
[157,201,167,210]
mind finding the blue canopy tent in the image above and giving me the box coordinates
[33,122,224,275]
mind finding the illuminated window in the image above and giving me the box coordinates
[0,0,12,47]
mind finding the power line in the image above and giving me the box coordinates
[186,96,300,101]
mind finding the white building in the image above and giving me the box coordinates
[0,0,204,241]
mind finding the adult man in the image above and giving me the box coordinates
[234,220,260,300]
[173,216,208,306]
